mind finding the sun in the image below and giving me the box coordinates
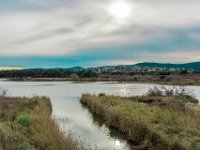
[110,1,131,20]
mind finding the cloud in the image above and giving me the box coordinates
[0,0,199,64]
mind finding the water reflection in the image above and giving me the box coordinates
[118,84,129,97]
[82,105,132,150]
[0,81,199,150]
[113,140,125,150]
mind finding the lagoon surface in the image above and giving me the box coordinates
[0,80,200,150]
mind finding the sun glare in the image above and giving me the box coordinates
[110,1,131,20]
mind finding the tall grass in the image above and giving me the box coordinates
[0,96,84,150]
[81,94,200,150]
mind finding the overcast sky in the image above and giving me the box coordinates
[0,0,200,68]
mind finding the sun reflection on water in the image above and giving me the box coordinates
[113,139,127,150]
[118,84,129,97]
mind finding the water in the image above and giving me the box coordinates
[0,80,199,150]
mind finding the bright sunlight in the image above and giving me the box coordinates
[110,1,131,20]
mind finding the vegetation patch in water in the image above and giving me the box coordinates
[0,96,84,150]
[80,91,200,150]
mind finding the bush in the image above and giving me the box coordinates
[0,88,7,100]
[159,72,171,76]
[146,86,163,96]
[180,70,188,74]
[98,93,106,97]
[146,86,194,97]
[160,75,166,80]
[17,114,30,127]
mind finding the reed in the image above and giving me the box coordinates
[0,96,84,150]
[81,94,200,150]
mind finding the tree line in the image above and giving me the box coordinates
[0,68,199,79]
[0,69,97,78]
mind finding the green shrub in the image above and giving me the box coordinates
[160,75,166,80]
[17,114,30,127]
[98,93,106,97]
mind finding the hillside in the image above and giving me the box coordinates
[134,62,200,70]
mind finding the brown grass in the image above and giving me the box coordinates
[81,94,200,150]
[0,96,84,150]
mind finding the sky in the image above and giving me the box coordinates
[0,0,200,68]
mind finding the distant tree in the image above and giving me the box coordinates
[159,72,171,76]
[160,75,166,80]
[79,70,97,78]
[180,70,188,75]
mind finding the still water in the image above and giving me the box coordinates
[0,80,200,150]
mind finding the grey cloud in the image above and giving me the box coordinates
[0,0,200,57]
[16,27,73,44]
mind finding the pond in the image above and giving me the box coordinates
[0,80,199,150]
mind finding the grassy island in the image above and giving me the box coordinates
[81,92,200,150]
[0,96,82,150]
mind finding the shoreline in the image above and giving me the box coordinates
[5,77,200,85]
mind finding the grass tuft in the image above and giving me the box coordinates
[0,96,84,150]
[17,114,30,127]
[81,94,200,150]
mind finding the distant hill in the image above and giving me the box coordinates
[66,66,84,70]
[30,66,84,71]
[85,62,200,74]
[134,62,200,70]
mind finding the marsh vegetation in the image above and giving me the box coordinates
[1,67,200,85]
[0,92,83,150]
[0,82,200,150]
[81,86,200,150]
